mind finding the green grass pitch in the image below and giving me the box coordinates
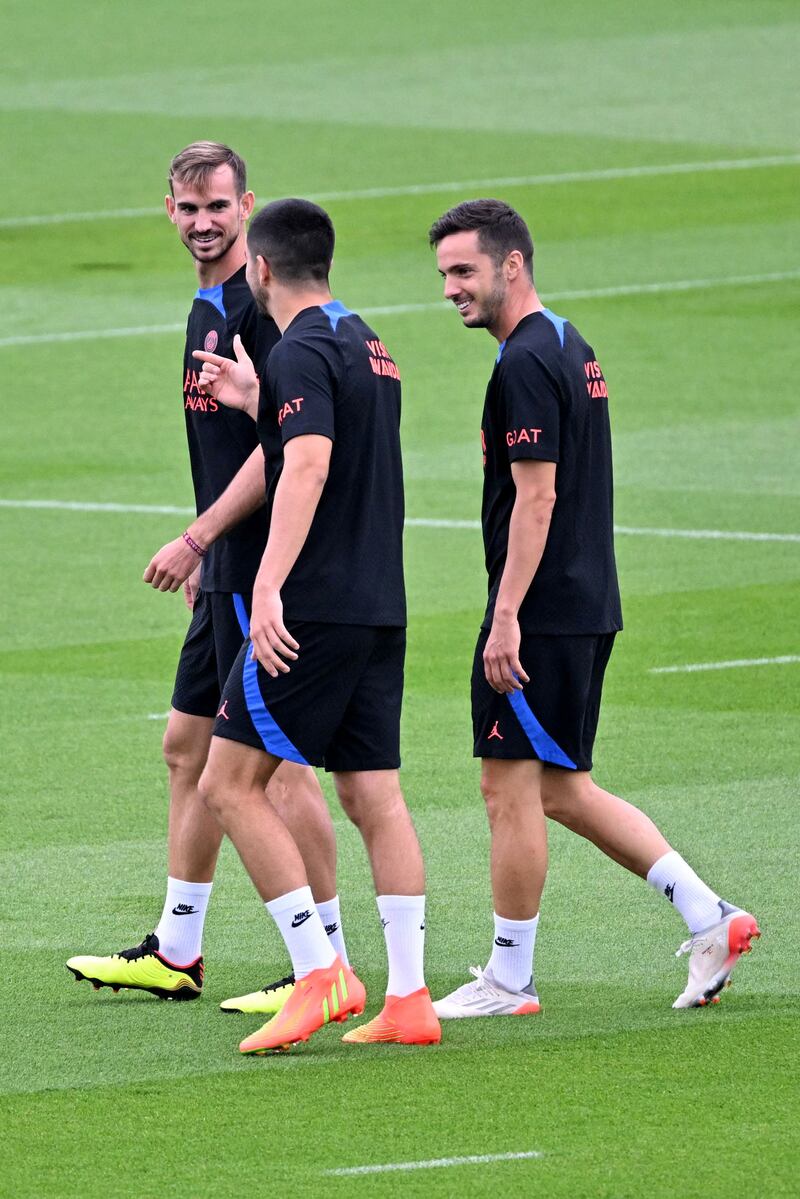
[1,2,799,1195]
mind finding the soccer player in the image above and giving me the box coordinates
[66,143,347,1013]
[428,199,760,1015]
[192,197,441,1053]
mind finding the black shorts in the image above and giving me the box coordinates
[171,590,251,718]
[213,621,405,773]
[472,629,616,771]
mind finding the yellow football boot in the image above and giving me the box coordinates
[66,933,203,1000]
[220,973,295,1014]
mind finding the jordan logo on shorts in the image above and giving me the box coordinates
[488,720,503,740]
[217,699,230,721]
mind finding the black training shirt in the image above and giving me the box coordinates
[182,266,279,591]
[480,308,622,635]
[257,301,406,627]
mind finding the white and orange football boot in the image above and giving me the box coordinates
[673,905,761,1008]
[432,966,540,1019]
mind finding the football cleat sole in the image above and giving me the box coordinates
[66,964,202,1001]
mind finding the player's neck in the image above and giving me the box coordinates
[490,286,544,344]
[270,287,334,334]
[193,242,246,290]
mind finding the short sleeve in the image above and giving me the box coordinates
[268,338,339,445]
[498,348,560,463]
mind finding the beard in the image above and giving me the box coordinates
[465,274,506,329]
[250,284,271,318]
[184,228,239,264]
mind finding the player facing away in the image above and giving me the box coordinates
[428,199,760,1016]
[192,197,441,1053]
[66,144,347,1014]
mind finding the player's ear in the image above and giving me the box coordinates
[165,194,177,223]
[240,190,256,221]
[256,254,270,285]
[505,250,524,280]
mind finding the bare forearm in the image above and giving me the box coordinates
[256,463,327,591]
[191,446,266,547]
[494,495,554,619]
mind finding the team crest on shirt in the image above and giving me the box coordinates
[204,330,218,352]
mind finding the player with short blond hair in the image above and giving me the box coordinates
[67,145,347,1013]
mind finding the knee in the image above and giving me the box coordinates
[334,773,405,832]
[267,766,326,822]
[334,775,364,826]
[541,772,592,825]
[540,781,567,822]
[479,776,515,829]
[162,724,206,781]
[196,761,226,822]
[265,773,291,811]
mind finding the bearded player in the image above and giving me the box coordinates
[429,199,759,1017]
[66,144,347,1013]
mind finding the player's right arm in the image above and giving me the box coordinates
[483,347,560,693]
[143,445,267,592]
[249,433,332,676]
[247,332,338,675]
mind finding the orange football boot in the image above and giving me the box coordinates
[239,956,365,1054]
[341,986,441,1045]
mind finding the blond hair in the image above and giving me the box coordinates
[168,141,247,197]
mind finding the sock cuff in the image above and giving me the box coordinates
[316,896,341,922]
[377,894,425,912]
[266,885,314,919]
[494,911,539,931]
[646,849,680,885]
[166,876,213,896]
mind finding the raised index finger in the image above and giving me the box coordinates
[192,349,229,367]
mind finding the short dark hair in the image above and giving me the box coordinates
[429,198,534,280]
[168,141,247,197]
[247,199,335,285]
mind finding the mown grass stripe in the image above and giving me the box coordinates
[2,270,798,349]
[2,153,797,228]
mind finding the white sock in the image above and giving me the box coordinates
[153,877,213,966]
[486,912,539,994]
[647,850,725,934]
[266,886,337,980]
[316,895,349,966]
[376,894,426,998]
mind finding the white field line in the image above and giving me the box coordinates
[1,500,798,545]
[323,1150,545,1176]
[2,154,798,229]
[147,712,170,720]
[366,270,800,316]
[2,269,799,351]
[0,323,184,348]
[0,498,196,515]
[613,525,800,544]
[650,655,800,675]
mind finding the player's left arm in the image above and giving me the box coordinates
[143,445,267,592]
[249,434,332,676]
[484,458,556,693]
